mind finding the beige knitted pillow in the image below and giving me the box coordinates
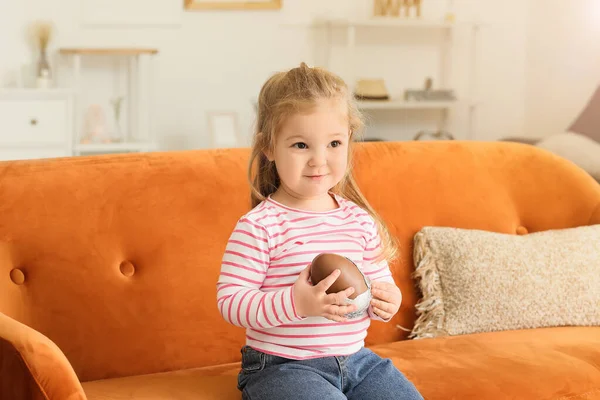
[409,225,600,340]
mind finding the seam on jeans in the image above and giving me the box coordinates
[263,352,273,368]
[334,356,344,391]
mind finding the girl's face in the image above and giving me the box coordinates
[266,98,350,205]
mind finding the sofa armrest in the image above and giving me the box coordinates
[0,312,86,400]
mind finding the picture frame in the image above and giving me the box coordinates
[184,0,281,10]
[207,111,243,148]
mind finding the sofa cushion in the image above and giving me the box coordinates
[372,327,600,400]
[82,362,241,400]
[81,327,600,400]
[410,225,600,339]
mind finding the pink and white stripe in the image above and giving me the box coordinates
[216,193,395,360]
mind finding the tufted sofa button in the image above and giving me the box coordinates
[516,226,528,235]
[119,261,135,277]
[10,268,25,285]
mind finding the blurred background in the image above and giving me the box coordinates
[0,0,599,162]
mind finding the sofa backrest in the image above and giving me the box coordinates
[1,141,599,382]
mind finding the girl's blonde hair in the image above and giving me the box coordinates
[248,62,398,263]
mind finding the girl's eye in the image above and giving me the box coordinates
[330,140,342,148]
[292,142,307,149]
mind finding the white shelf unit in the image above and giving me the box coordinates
[316,18,459,28]
[59,48,158,156]
[358,99,459,110]
[313,16,480,140]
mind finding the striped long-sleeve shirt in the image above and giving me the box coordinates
[216,193,395,359]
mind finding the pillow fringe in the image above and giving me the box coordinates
[410,232,446,339]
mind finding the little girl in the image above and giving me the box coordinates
[216,63,422,400]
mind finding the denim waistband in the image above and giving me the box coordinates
[240,346,290,370]
[240,345,356,371]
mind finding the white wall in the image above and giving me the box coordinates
[524,0,600,139]
[1,0,533,150]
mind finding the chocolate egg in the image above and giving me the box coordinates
[309,253,368,299]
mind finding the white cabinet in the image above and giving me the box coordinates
[0,148,71,161]
[0,90,74,161]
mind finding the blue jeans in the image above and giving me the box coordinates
[237,346,423,400]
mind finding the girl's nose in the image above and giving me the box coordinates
[308,150,326,167]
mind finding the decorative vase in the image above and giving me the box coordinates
[36,49,52,88]
[112,115,123,142]
[110,96,125,142]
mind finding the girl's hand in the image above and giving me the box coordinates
[370,281,402,321]
[292,265,357,322]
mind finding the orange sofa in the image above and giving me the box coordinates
[1,141,599,400]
